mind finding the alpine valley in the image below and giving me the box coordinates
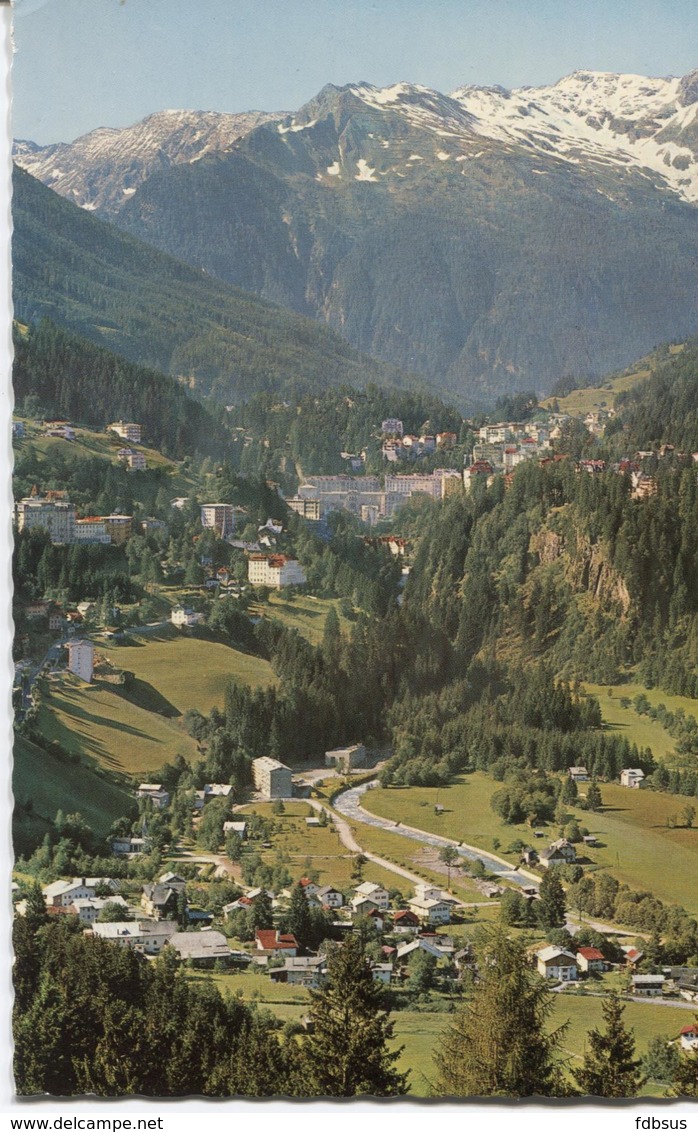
[14,69,698,406]
[11,56,698,1103]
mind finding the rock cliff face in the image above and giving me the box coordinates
[531,525,631,613]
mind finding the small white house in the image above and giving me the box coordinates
[171,606,204,628]
[536,946,578,981]
[354,881,390,910]
[137,783,170,809]
[620,768,645,789]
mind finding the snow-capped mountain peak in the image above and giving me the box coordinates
[450,70,698,202]
[13,108,284,214]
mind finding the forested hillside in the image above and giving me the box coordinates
[12,166,412,403]
[13,321,231,460]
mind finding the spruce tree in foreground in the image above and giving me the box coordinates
[301,934,409,1096]
[432,928,568,1097]
[574,993,643,1097]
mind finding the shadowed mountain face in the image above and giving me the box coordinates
[11,165,411,405]
[15,73,698,405]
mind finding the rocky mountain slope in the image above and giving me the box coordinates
[14,72,698,405]
[12,165,409,404]
[13,109,282,215]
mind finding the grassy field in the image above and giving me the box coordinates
[37,672,198,775]
[13,732,133,854]
[586,680,698,764]
[103,628,277,715]
[250,593,353,645]
[237,801,412,895]
[363,773,698,913]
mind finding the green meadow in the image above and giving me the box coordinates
[363,773,698,913]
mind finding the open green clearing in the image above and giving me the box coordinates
[250,593,353,645]
[13,733,133,854]
[237,801,412,896]
[363,773,698,913]
[37,672,198,775]
[540,360,657,416]
[586,680,698,764]
[103,628,277,715]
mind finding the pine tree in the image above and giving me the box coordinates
[574,993,643,1097]
[301,934,409,1096]
[537,869,567,929]
[586,779,603,811]
[432,928,568,1097]
[286,881,312,952]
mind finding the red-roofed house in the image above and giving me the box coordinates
[255,930,299,957]
[577,947,606,973]
[393,909,420,933]
[680,1025,698,1051]
[299,877,321,899]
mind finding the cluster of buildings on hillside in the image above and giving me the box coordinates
[14,494,133,546]
[286,469,462,526]
[380,417,458,463]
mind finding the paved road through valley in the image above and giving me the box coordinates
[332,779,540,892]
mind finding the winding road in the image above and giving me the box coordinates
[332,779,541,892]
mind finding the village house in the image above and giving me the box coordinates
[325,743,367,770]
[91,919,177,955]
[536,946,578,981]
[666,968,698,1001]
[171,606,205,628]
[396,937,448,962]
[354,882,390,910]
[314,885,344,909]
[576,947,606,974]
[166,931,233,968]
[351,896,381,918]
[111,835,145,856]
[392,909,421,933]
[252,756,293,799]
[255,929,299,958]
[141,883,182,920]
[620,768,645,788]
[371,963,394,985]
[568,766,589,783]
[223,821,247,839]
[539,839,577,869]
[269,956,328,988]
[298,877,321,900]
[631,974,665,997]
[408,895,452,925]
[622,947,644,968]
[679,1025,698,1051]
[136,783,170,809]
[70,895,130,924]
[43,877,98,908]
[109,421,142,443]
[157,872,187,893]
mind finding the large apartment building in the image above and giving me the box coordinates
[247,554,307,588]
[200,503,236,538]
[252,756,293,799]
[15,498,76,544]
[109,421,142,443]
